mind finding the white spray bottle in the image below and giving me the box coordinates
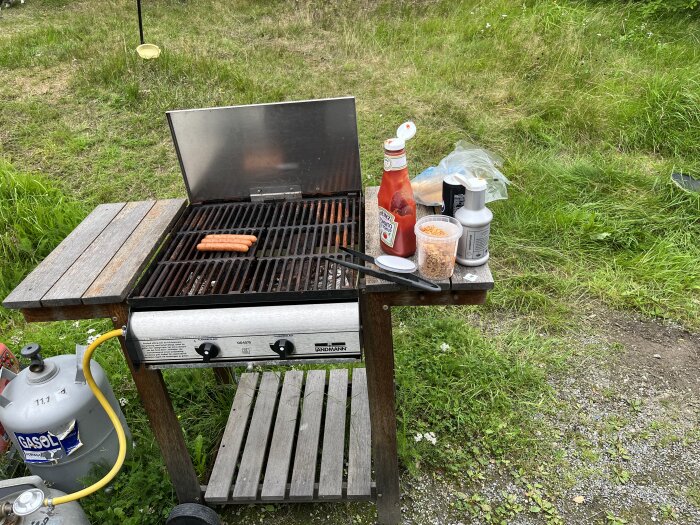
[453,177,492,266]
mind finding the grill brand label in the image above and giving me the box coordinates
[378,206,398,248]
[15,420,82,464]
[315,342,347,353]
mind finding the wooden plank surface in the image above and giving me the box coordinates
[21,303,121,323]
[232,372,280,501]
[205,373,259,504]
[363,186,493,292]
[2,203,125,309]
[82,198,185,304]
[376,290,488,307]
[347,367,372,499]
[289,370,326,500]
[318,368,349,500]
[41,200,156,306]
[261,370,304,501]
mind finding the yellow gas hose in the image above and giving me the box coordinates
[45,329,127,507]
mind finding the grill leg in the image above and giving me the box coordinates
[213,367,234,385]
[111,304,202,503]
[360,293,401,525]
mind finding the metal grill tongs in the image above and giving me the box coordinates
[323,247,442,292]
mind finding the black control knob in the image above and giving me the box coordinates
[196,342,220,362]
[269,339,294,359]
[21,343,45,373]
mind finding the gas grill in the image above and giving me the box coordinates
[126,97,364,369]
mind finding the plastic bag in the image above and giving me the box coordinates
[411,140,510,205]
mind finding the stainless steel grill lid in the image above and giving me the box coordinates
[167,97,362,203]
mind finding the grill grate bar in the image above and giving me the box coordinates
[163,262,190,298]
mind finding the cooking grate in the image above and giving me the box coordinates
[130,196,361,307]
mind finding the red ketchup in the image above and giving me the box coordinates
[378,137,416,257]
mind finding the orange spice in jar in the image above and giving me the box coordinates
[420,225,448,238]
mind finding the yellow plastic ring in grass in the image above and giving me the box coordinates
[136,44,161,59]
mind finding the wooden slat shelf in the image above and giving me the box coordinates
[205,368,375,505]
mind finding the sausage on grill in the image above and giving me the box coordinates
[196,242,249,252]
[204,234,257,243]
[203,236,252,247]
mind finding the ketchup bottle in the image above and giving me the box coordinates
[378,123,417,257]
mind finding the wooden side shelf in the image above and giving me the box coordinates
[205,368,375,505]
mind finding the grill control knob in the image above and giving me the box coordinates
[270,339,294,359]
[196,342,220,362]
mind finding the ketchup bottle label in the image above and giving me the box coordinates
[378,206,399,248]
[384,152,407,171]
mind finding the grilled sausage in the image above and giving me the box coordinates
[203,235,252,247]
[196,242,249,252]
[204,234,257,243]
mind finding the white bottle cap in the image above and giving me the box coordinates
[465,177,487,192]
[375,255,417,274]
[396,121,417,141]
[384,138,405,151]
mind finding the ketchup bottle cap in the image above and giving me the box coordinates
[396,121,417,141]
[384,138,405,151]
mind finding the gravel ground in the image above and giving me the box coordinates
[550,314,700,524]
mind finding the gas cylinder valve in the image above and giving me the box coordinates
[20,343,44,373]
[12,489,45,516]
[0,501,12,518]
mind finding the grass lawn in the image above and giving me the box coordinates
[1,1,699,524]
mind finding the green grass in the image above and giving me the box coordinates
[1,0,700,523]
[393,310,567,472]
[0,160,86,326]
[490,153,700,324]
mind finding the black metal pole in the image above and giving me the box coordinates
[137,0,145,45]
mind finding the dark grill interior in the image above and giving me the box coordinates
[130,196,361,306]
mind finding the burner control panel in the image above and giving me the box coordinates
[126,303,361,368]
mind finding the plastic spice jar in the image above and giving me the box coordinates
[414,215,463,281]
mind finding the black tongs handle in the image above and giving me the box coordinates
[339,246,441,289]
[323,256,442,292]
[339,246,375,264]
